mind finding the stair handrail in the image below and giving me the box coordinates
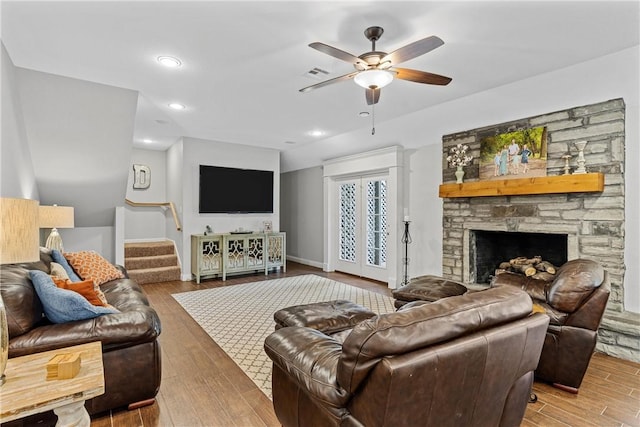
[125,199,182,231]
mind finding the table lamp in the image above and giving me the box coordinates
[0,198,40,386]
[39,205,74,252]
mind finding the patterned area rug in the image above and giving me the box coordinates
[172,274,395,398]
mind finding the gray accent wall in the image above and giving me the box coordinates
[16,67,138,228]
[280,166,323,268]
[1,43,38,200]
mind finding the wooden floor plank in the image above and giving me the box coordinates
[80,262,640,427]
[524,405,571,427]
[603,405,640,427]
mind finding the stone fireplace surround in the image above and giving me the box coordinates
[440,98,639,362]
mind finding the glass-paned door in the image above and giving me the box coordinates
[335,175,388,282]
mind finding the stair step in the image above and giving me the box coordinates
[127,266,181,285]
[125,254,178,270]
[125,241,175,258]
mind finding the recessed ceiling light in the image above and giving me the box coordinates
[284,141,297,145]
[157,56,182,68]
[143,139,153,144]
[168,103,186,110]
[308,130,324,137]
[358,111,370,117]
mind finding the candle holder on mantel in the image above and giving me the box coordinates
[562,154,572,175]
[573,141,588,174]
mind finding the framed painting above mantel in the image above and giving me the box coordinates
[479,126,547,181]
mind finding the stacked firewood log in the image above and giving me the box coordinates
[495,256,557,281]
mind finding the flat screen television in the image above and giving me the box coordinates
[199,165,274,213]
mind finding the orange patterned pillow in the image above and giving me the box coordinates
[63,251,124,286]
[52,277,107,307]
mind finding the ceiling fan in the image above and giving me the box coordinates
[300,26,452,105]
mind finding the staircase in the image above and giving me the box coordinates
[124,241,181,285]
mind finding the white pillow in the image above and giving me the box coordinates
[50,262,70,280]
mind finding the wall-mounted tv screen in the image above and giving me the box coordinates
[199,165,274,213]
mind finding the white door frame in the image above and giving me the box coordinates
[323,146,404,288]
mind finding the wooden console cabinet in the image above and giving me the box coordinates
[191,232,286,283]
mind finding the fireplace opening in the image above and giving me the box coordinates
[470,230,568,284]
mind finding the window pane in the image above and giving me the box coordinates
[366,180,387,267]
[339,183,356,262]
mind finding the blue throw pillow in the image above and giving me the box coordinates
[50,249,81,282]
[29,270,118,323]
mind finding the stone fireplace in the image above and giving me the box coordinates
[439,98,639,362]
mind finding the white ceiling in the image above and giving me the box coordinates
[2,1,639,171]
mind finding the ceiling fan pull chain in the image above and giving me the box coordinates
[371,104,376,135]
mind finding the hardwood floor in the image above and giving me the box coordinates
[90,262,639,427]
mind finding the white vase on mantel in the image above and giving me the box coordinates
[573,141,588,174]
[455,165,465,184]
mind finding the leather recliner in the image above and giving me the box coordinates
[491,258,610,393]
[264,286,549,427]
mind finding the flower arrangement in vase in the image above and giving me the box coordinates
[446,144,473,183]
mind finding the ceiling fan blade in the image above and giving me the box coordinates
[393,67,452,85]
[380,36,444,65]
[309,42,367,68]
[299,71,360,93]
[365,87,380,105]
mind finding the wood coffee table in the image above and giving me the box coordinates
[0,341,104,427]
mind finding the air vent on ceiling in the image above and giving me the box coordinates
[305,67,330,80]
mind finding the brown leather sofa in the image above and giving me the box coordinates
[265,286,549,427]
[0,248,162,417]
[491,258,610,393]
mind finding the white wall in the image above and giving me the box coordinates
[180,137,280,279]
[0,43,38,200]
[407,144,443,278]
[124,148,170,240]
[166,140,184,265]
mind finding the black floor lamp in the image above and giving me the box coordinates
[401,219,412,287]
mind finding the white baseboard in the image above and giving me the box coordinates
[286,255,324,270]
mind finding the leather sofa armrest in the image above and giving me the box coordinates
[565,279,611,330]
[264,326,349,407]
[8,305,161,357]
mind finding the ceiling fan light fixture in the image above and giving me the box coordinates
[354,69,394,89]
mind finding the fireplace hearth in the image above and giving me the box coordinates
[471,230,568,284]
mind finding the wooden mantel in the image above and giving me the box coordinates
[439,172,604,198]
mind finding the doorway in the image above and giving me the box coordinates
[334,175,388,282]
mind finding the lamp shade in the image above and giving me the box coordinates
[39,205,74,228]
[354,69,394,89]
[0,198,40,264]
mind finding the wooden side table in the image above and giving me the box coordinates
[0,341,104,427]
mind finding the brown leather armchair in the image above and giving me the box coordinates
[264,286,549,427]
[491,258,610,393]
